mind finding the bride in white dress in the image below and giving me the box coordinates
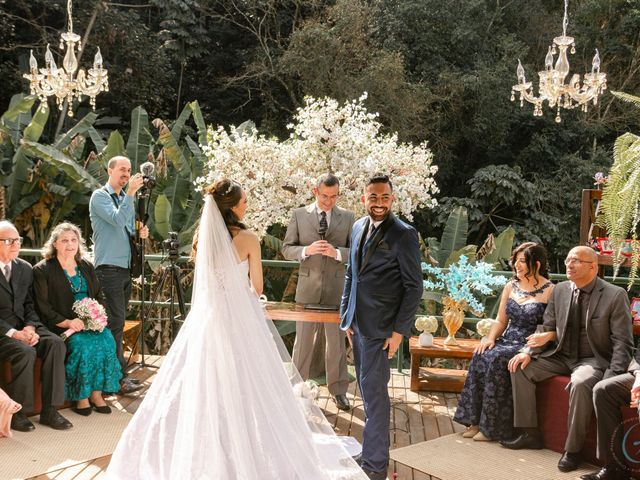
[106,178,368,480]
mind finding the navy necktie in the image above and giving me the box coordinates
[319,211,328,239]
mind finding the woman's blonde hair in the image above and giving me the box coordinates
[41,222,89,262]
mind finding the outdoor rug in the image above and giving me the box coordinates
[390,433,598,480]
[0,407,132,480]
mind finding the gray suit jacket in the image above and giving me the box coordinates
[282,204,355,305]
[536,278,633,377]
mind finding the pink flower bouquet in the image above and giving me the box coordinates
[60,298,108,340]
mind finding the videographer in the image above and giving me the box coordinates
[89,156,148,395]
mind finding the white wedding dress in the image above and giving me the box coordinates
[106,197,367,480]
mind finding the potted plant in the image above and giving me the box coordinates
[423,255,507,345]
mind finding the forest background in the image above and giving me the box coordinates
[2,0,640,273]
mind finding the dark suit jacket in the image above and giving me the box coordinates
[0,257,42,336]
[282,204,355,305]
[340,214,423,338]
[537,278,633,377]
[32,258,105,336]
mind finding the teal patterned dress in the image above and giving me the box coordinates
[64,267,121,400]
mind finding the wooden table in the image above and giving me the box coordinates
[265,301,340,323]
[409,336,479,393]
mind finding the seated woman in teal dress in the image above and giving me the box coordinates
[33,222,121,415]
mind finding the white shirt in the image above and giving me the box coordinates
[0,260,16,338]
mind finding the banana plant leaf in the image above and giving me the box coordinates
[87,126,106,153]
[21,140,101,190]
[262,234,283,254]
[171,103,194,140]
[126,106,154,172]
[1,94,37,145]
[7,104,49,210]
[154,194,172,239]
[445,244,477,267]
[54,112,98,150]
[154,119,189,175]
[101,131,126,165]
[436,206,468,266]
[189,100,207,146]
[482,226,515,266]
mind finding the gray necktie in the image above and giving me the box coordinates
[3,265,10,282]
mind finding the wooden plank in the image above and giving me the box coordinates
[417,367,468,393]
[265,302,339,323]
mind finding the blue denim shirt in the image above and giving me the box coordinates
[89,184,135,268]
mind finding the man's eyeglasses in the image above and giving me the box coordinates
[0,237,23,246]
[564,258,593,266]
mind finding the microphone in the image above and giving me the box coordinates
[140,161,154,176]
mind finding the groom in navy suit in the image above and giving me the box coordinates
[340,174,423,479]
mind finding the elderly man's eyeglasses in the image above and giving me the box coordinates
[564,258,593,266]
[0,237,23,246]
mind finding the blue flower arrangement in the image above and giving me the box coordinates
[422,255,508,315]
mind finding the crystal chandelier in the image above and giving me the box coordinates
[510,0,607,122]
[23,0,108,117]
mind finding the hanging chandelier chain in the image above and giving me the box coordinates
[562,0,569,38]
[67,0,73,34]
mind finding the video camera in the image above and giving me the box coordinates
[162,231,180,261]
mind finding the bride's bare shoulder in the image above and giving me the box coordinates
[231,228,259,244]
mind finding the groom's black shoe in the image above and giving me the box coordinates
[39,407,73,430]
[500,430,544,450]
[334,394,351,411]
[557,451,582,472]
[362,467,387,480]
[580,464,630,480]
[11,411,35,432]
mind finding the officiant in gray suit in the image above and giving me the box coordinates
[282,173,355,411]
[504,246,633,474]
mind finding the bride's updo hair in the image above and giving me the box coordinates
[204,178,247,234]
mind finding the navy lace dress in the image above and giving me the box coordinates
[453,297,546,440]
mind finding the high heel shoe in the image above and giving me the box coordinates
[89,400,112,414]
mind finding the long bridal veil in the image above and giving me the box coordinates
[107,196,367,480]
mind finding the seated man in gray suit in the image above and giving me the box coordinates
[504,246,633,473]
[282,173,355,411]
[0,220,71,432]
[579,354,640,480]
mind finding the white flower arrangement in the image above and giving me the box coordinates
[476,318,496,337]
[197,93,439,236]
[415,315,438,334]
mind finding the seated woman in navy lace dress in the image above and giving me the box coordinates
[453,242,553,441]
[33,223,121,416]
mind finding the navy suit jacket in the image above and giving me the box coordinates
[340,214,423,338]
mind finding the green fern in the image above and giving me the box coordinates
[597,118,640,286]
[611,91,640,109]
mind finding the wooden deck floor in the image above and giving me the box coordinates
[27,356,463,480]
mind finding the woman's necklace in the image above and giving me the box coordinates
[512,279,550,298]
[64,265,83,294]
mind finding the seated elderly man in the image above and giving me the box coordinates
[579,351,640,480]
[0,220,72,432]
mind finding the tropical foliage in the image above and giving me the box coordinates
[597,92,640,286]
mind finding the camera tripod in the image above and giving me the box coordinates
[150,254,188,341]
